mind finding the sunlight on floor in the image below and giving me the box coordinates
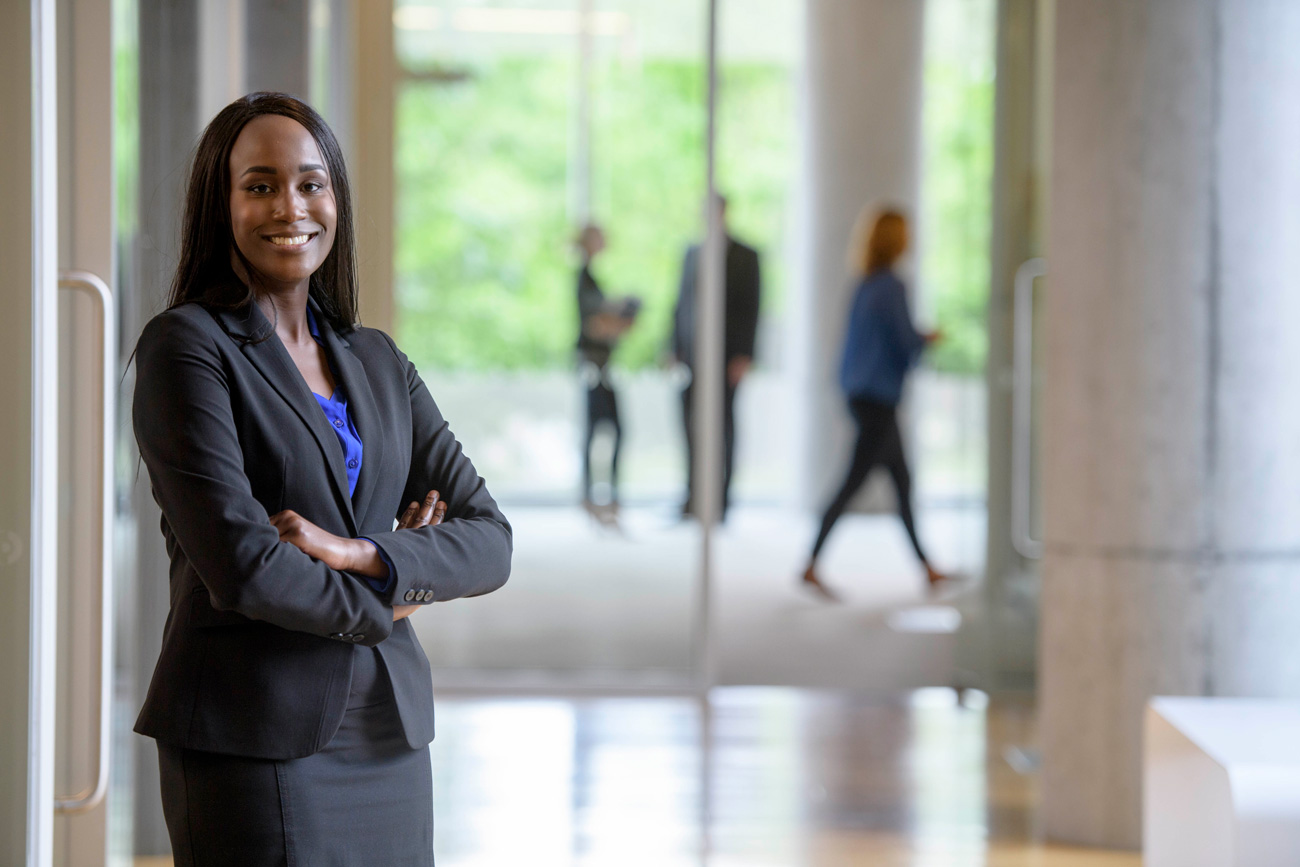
[130,690,1142,867]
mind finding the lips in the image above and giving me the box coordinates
[264,232,319,249]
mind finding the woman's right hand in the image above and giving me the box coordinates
[397,489,448,530]
[392,490,448,621]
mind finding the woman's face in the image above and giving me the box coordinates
[228,114,337,292]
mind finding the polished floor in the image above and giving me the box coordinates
[138,690,1142,866]
[413,505,985,691]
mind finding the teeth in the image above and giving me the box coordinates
[270,234,311,246]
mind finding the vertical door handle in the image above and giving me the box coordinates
[53,270,115,814]
[1011,258,1045,560]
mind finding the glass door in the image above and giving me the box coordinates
[1,1,122,865]
[392,0,716,689]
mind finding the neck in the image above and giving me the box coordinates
[255,282,312,346]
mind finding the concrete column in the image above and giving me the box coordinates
[134,1,204,853]
[1041,0,1300,848]
[796,0,925,510]
[352,0,396,334]
[245,0,310,97]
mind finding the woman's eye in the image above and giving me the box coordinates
[247,183,272,194]
[302,182,325,193]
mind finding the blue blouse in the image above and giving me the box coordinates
[838,270,926,406]
[306,307,395,594]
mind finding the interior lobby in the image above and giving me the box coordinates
[4,0,1299,865]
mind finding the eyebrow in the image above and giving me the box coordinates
[240,163,328,177]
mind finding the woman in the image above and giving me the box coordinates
[802,207,945,600]
[574,223,636,518]
[132,92,512,865]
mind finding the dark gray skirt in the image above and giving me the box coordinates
[158,646,433,867]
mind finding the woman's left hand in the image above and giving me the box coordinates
[270,510,367,573]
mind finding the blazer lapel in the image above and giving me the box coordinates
[314,304,387,527]
[211,302,358,534]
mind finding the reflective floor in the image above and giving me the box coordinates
[425,689,1140,866]
[134,689,1139,866]
[416,505,986,691]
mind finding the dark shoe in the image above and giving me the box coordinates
[801,566,839,602]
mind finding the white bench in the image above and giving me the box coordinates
[1145,697,1300,866]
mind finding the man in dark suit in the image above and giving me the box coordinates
[671,195,761,520]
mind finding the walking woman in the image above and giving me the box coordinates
[132,93,512,865]
[802,206,945,600]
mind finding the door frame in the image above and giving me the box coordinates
[0,0,60,865]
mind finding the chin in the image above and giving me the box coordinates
[246,260,324,288]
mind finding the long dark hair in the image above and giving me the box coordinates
[167,92,359,333]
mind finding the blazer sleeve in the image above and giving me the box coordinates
[362,333,513,605]
[730,246,761,361]
[672,246,697,362]
[133,312,395,646]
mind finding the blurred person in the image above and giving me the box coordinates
[671,194,761,520]
[575,223,639,518]
[131,92,511,866]
[802,206,945,600]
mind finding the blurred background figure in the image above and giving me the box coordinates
[671,194,761,521]
[802,206,945,599]
[575,223,638,523]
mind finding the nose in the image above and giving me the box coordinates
[271,187,308,223]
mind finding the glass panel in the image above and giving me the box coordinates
[713,0,994,689]
[393,0,710,683]
[111,1,141,863]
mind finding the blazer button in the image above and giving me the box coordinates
[329,633,342,639]
[352,634,365,642]
[416,590,428,602]
[404,589,416,602]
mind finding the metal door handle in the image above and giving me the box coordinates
[54,270,115,814]
[1012,258,1046,560]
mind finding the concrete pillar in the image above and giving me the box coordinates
[245,0,310,98]
[352,0,396,334]
[796,0,925,510]
[1041,0,1300,848]
[134,0,206,853]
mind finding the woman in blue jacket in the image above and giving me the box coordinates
[802,207,945,599]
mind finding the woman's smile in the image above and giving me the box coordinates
[263,231,320,249]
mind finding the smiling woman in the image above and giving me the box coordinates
[130,93,512,866]
[170,93,358,335]
[228,115,336,293]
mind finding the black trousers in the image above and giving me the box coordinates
[680,376,737,517]
[157,646,433,867]
[583,380,622,502]
[811,397,928,565]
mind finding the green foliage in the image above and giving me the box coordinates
[921,0,996,374]
[394,54,795,371]
[394,7,993,376]
[396,57,576,371]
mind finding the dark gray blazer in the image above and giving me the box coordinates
[132,299,511,759]
[671,237,761,369]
